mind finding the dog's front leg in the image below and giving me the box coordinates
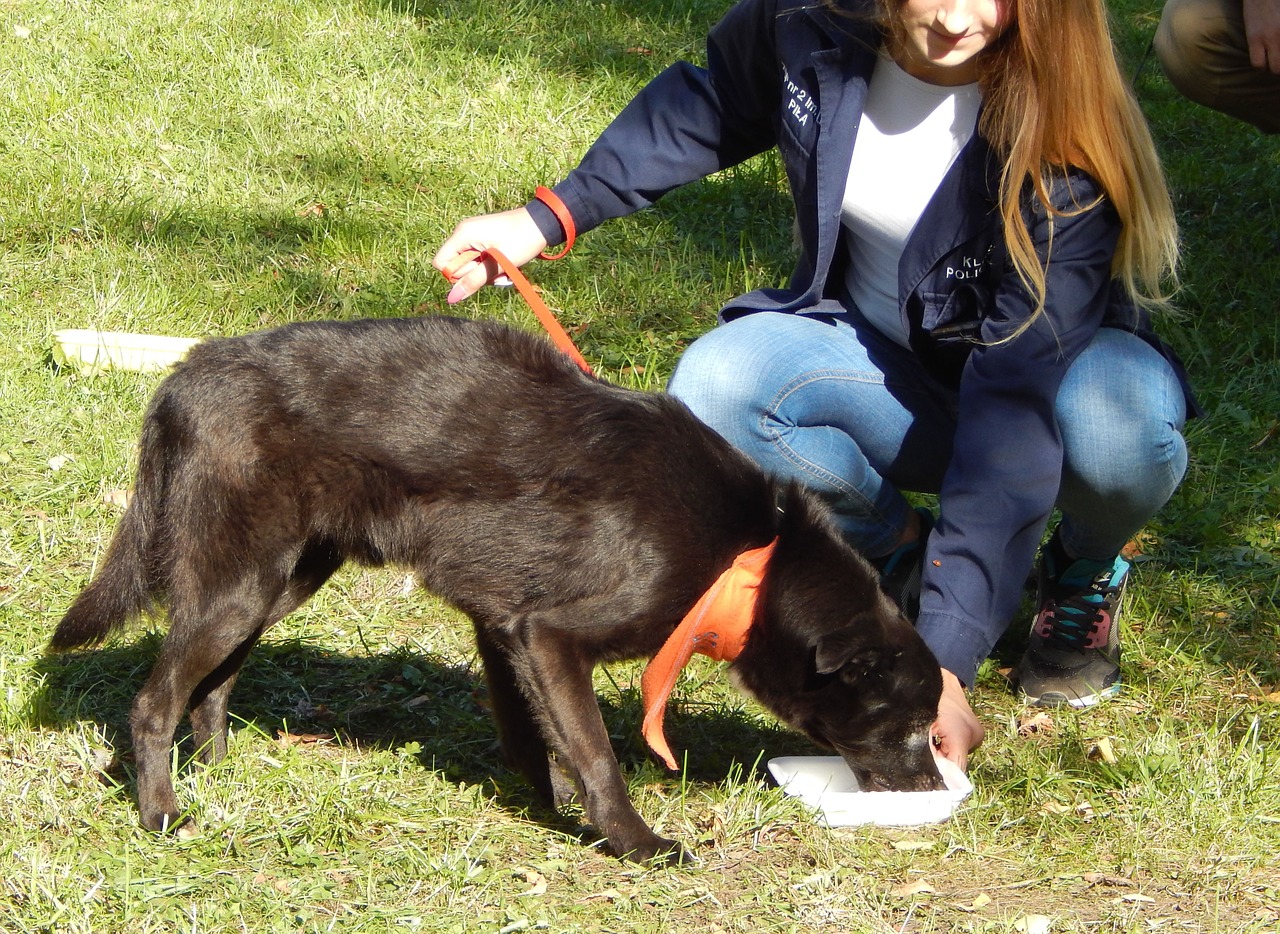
[514,624,689,866]
[473,625,581,808]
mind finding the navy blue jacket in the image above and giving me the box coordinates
[527,0,1195,684]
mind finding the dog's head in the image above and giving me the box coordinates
[733,603,946,791]
[804,617,945,791]
[732,489,947,792]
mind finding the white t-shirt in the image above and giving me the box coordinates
[842,55,982,347]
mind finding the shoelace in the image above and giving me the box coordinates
[1043,567,1118,649]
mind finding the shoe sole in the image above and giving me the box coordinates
[1020,682,1122,709]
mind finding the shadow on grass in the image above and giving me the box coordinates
[376,0,728,86]
[28,629,822,833]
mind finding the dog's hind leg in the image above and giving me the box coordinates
[507,621,688,866]
[131,576,288,833]
[187,539,343,767]
[473,624,579,809]
[187,635,260,767]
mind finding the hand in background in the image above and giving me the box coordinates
[1244,0,1280,73]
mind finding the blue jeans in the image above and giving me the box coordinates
[667,311,1188,562]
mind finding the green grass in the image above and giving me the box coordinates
[2,0,1278,930]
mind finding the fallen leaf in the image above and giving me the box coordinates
[891,839,935,851]
[102,488,132,509]
[956,892,992,912]
[1018,711,1056,736]
[584,888,627,902]
[1015,915,1053,934]
[297,202,327,218]
[1087,736,1118,765]
[15,24,32,38]
[1083,872,1134,887]
[1261,691,1280,704]
[48,454,74,471]
[276,730,334,747]
[516,869,547,897]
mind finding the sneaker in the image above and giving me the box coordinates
[872,507,934,622]
[1015,534,1128,708]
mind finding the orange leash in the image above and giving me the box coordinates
[480,247,593,375]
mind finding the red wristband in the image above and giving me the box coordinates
[534,186,576,260]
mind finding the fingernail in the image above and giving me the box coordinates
[447,282,467,304]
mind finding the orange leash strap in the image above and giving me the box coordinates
[482,247,593,375]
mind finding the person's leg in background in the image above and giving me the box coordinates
[1155,0,1280,133]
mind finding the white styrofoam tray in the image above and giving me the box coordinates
[768,752,972,827]
[53,329,200,374]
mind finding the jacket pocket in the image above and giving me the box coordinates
[919,286,985,345]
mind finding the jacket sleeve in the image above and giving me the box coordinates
[913,175,1123,686]
[527,0,785,245]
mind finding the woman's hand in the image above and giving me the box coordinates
[432,208,548,304]
[932,668,985,771]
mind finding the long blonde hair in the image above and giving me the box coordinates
[880,0,1179,318]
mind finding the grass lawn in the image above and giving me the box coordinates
[2,0,1278,930]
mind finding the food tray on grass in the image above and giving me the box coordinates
[53,329,200,374]
[768,752,972,827]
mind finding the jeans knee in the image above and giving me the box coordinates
[667,328,760,438]
[1155,0,1242,101]
[1064,409,1187,509]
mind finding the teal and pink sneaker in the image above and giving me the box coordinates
[1015,535,1128,708]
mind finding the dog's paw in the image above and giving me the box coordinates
[650,841,698,869]
[616,834,697,868]
[140,806,194,837]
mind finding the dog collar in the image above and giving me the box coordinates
[640,538,778,770]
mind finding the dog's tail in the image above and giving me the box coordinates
[49,397,173,651]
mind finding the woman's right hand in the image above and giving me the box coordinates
[931,668,985,772]
[432,207,549,304]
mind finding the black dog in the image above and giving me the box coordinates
[51,315,943,864]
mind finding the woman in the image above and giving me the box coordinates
[433,0,1196,768]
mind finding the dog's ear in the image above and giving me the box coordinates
[814,619,885,677]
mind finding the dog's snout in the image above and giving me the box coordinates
[841,739,946,793]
